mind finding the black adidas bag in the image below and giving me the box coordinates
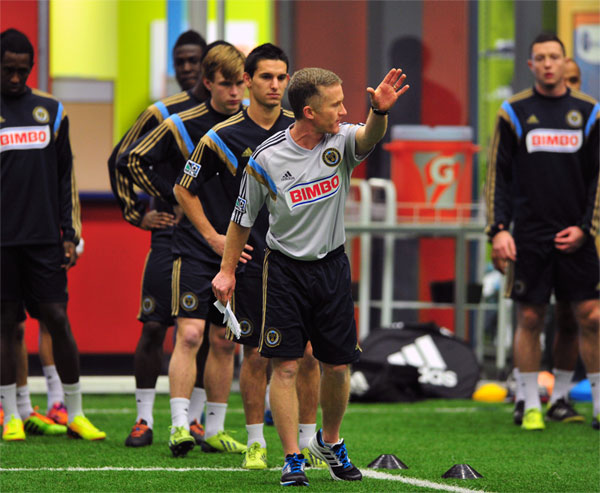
[350,322,480,402]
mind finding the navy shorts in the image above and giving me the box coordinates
[259,246,361,365]
[506,237,600,303]
[171,254,219,320]
[138,246,175,326]
[1,244,68,305]
[228,273,263,347]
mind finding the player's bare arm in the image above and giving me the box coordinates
[212,221,252,304]
[355,68,409,155]
[173,184,253,260]
[491,230,517,274]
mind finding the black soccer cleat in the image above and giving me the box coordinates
[280,453,309,487]
[125,419,153,447]
[308,429,362,481]
[546,398,585,423]
[513,400,525,426]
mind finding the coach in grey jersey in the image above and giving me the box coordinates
[213,67,409,486]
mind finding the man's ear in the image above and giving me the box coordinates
[243,72,252,87]
[303,105,315,120]
[203,77,212,92]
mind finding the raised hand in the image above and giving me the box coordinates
[367,68,409,112]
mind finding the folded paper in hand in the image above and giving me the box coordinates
[213,300,241,339]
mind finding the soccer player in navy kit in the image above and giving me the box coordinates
[117,44,247,456]
[213,66,409,485]
[0,29,105,441]
[485,33,599,431]
[174,43,323,470]
[108,31,212,448]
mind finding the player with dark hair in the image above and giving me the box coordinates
[118,44,247,456]
[174,43,324,470]
[0,28,105,441]
[107,31,215,448]
[213,66,409,485]
[486,33,599,431]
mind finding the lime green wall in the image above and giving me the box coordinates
[115,0,166,141]
[50,0,117,79]
[208,0,273,43]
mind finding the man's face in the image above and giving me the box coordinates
[308,83,347,134]
[564,60,581,90]
[1,51,32,97]
[173,44,203,91]
[205,70,245,115]
[528,41,566,93]
[245,59,289,108]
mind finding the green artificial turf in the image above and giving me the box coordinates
[1,394,598,492]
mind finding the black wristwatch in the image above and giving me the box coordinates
[371,106,389,116]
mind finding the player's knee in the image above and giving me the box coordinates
[176,323,203,350]
[518,307,545,333]
[38,303,70,336]
[273,359,299,381]
[321,362,350,378]
[242,346,267,370]
[209,324,235,353]
[140,321,167,347]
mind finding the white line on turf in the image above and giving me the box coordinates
[362,470,491,493]
[0,467,492,493]
[82,407,503,415]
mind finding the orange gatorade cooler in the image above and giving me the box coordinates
[384,126,479,332]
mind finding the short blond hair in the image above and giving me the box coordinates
[202,44,245,82]
[288,67,342,119]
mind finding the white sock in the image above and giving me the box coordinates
[16,385,33,418]
[513,367,524,402]
[63,382,84,423]
[265,384,271,412]
[588,372,600,417]
[42,365,64,411]
[188,387,206,424]
[298,423,316,450]
[246,423,266,448]
[204,402,227,438]
[550,368,574,404]
[170,397,190,430]
[521,372,541,411]
[135,388,156,429]
[324,437,343,448]
[0,383,20,420]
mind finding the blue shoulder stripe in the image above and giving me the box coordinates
[584,103,600,138]
[206,129,238,170]
[169,114,195,155]
[248,157,277,196]
[154,101,170,120]
[53,102,64,134]
[501,101,522,139]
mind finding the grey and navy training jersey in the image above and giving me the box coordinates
[485,87,599,242]
[1,87,81,246]
[232,123,370,260]
[177,107,294,275]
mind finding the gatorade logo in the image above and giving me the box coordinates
[285,171,341,209]
[425,155,459,205]
[526,128,582,153]
[0,126,50,152]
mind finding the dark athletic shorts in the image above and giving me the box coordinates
[1,244,68,305]
[228,273,263,347]
[138,246,175,326]
[171,254,220,320]
[259,246,361,365]
[506,237,600,303]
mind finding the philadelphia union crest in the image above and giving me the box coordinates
[141,296,156,315]
[239,319,253,337]
[180,292,199,312]
[322,148,341,167]
[264,328,282,347]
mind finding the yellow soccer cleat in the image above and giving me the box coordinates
[3,414,25,441]
[521,408,545,431]
[242,442,268,470]
[204,430,247,453]
[301,447,328,469]
[67,415,106,440]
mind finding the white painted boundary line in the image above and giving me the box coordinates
[0,467,491,493]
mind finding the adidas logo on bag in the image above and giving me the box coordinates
[387,335,458,388]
